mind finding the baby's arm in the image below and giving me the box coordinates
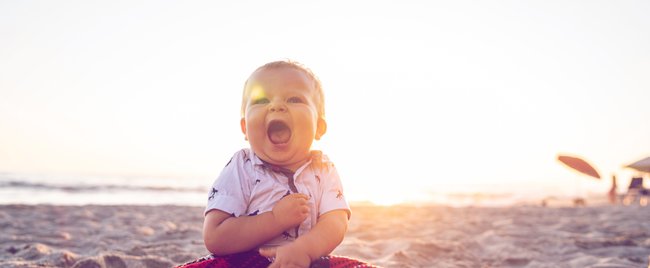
[295,209,348,259]
[203,193,310,255]
[260,209,348,266]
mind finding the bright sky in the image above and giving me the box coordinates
[2,1,649,204]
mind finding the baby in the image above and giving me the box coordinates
[202,61,351,267]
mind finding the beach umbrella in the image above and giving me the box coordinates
[557,155,601,179]
[625,156,650,173]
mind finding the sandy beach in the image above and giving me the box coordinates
[1,204,649,268]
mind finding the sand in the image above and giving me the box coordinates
[1,204,649,268]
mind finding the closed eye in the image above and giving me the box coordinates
[287,97,304,103]
[253,98,269,104]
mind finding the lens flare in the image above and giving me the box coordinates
[249,85,266,103]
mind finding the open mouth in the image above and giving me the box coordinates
[267,120,292,144]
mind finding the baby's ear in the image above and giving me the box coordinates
[315,118,327,140]
[240,118,248,141]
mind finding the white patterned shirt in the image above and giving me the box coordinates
[205,148,351,247]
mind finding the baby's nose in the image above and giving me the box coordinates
[269,102,287,112]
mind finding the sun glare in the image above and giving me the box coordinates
[350,183,415,206]
[370,195,407,206]
[249,85,266,102]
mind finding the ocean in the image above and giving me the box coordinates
[0,171,209,206]
[0,171,609,207]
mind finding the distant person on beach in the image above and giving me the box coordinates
[177,61,365,268]
[608,175,617,204]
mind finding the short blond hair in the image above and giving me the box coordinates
[241,60,325,119]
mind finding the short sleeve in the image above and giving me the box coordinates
[318,163,351,219]
[204,149,252,216]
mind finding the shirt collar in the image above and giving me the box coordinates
[249,149,313,178]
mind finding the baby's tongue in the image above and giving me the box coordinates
[268,123,291,144]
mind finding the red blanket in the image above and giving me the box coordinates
[177,251,376,268]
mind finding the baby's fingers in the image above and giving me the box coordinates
[300,205,310,214]
[259,247,277,258]
[286,193,309,200]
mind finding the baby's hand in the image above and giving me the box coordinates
[272,193,309,229]
[260,243,311,268]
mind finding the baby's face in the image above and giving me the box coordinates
[241,67,325,171]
